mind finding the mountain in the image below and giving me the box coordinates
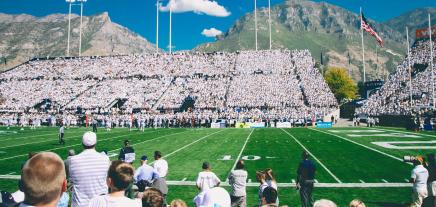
[195,0,409,81]
[0,12,157,71]
[384,7,436,40]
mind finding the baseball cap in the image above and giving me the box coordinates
[82,131,97,147]
[141,155,148,161]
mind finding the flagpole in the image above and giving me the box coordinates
[268,0,272,50]
[429,13,434,108]
[254,0,258,51]
[360,7,366,83]
[406,26,413,106]
[375,45,378,79]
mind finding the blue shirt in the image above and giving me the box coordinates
[134,163,157,182]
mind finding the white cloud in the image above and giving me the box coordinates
[160,0,231,17]
[201,28,223,37]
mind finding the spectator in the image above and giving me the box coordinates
[196,162,221,192]
[64,149,75,178]
[348,199,366,207]
[134,155,157,192]
[256,171,268,207]
[88,160,140,207]
[118,140,135,164]
[426,154,436,207]
[150,177,168,205]
[265,168,279,205]
[410,156,429,207]
[228,160,248,207]
[141,188,164,207]
[19,152,67,207]
[153,151,168,178]
[313,199,337,207]
[68,131,110,207]
[197,187,231,207]
[170,199,187,207]
[260,186,278,207]
[297,151,316,207]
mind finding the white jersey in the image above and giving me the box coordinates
[196,171,221,192]
[411,165,429,190]
[153,159,168,178]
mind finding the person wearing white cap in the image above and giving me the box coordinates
[67,131,110,207]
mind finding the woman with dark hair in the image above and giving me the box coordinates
[264,168,279,206]
[256,171,268,207]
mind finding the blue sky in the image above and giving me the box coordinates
[0,0,435,51]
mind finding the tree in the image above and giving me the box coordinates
[324,67,357,102]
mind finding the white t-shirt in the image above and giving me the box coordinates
[88,195,141,207]
[196,171,221,192]
[411,165,429,190]
[153,159,168,177]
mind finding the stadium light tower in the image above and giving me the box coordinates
[254,0,258,51]
[268,0,272,50]
[429,13,435,108]
[65,0,76,57]
[169,3,173,54]
[77,0,87,57]
[156,0,160,53]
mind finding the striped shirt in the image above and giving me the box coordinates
[68,149,110,207]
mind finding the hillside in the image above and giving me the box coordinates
[384,7,436,40]
[195,0,409,81]
[0,12,157,71]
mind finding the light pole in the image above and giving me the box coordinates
[77,0,87,57]
[66,0,76,57]
[268,0,272,50]
[254,0,258,51]
[156,0,160,53]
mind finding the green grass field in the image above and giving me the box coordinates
[0,126,434,206]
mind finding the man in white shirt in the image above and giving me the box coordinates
[153,151,168,178]
[196,162,221,192]
[68,132,110,207]
[228,160,248,207]
[410,156,429,207]
[88,161,141,207]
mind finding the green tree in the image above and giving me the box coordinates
[324,67,357,102]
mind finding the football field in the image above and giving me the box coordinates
[0,126,434,206]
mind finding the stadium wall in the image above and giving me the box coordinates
[376,115,414,129]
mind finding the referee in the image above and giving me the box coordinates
[59,124,65,145]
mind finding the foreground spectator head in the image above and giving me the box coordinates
[21,152,67,206]
[349,199,366,207]
[170,199,187,207]
[200,187,231,207]
[314,199,337,207]
[142,188,164,207]
[202,162,210,170]
[302,151,309,160]
[107,160,134,191]
[154,151,162,159]
[261,186,278,205]
[82,131,97,149]
[256,170,266,183]
[235,160,244,170]
[68,149,75,157]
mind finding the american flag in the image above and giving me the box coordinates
[361,12,384,47]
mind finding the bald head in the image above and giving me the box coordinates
[21,152,66,206]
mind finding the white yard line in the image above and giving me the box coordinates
[405,178,410,182]
[359,180,365,183]
[226,129,254,182]
[149,129,226,165]
[281,129,342,183]
[310,128,410,165]
[382,179,388,183]
[380,128,436,138]
[0,128,179,162]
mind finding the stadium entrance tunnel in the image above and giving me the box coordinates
[179,96,195,112]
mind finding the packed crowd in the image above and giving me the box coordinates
[1,131,417,207]
[357,40,436,116]
[0,50,338,121]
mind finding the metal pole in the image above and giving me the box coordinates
[169,5,172,54]
[268,0,272,50]
[360,7,366,83]
[79,1,83,57]
[429,13,434,108]
[254,0,258,51]
[407,26,413,106]
[156,0,159,53]
[67,2,72,56]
